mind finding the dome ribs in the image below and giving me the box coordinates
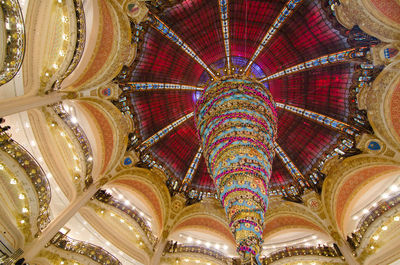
[218,0,231,71]
[122,82,203,92]
[180,146,203,191]
[243,0,305,74]
[138,112,194,152]
[274,144,308,189]
[260,47,369,82]
[276,102,358,136]
[148,14,217,78]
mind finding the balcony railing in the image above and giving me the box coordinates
[0,0,25,86]
[52,103,93,190]
[163,242,232,264]
[52,235,122,265]
[347,193,400,250]
[262,246,339,264]
[95,190,158,246]
[51,0,86,91]
[0,132,51,234]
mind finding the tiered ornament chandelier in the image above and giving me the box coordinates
[195,77,277,263]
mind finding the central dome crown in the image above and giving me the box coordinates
[195,78,277,262]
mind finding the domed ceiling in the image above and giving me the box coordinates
[116,0,375,201]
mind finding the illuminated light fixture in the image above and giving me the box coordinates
[22,208,28,213]
[118,194,123,199]
[110,212,115,216]
[62,34,68,40]
[18,194,25,200]
[60,261,64,265]
[184,259,189,262]
[129,226,133,231]
[60,132,66,137]
[136,234,140,239]
[372,235,379,241]
[106,241,111,246]
[118,251,123,255]
[196,240,201,244]
[370,246,374,250]
[362,209,369,214]
[10,179,17,184]
[195,261,200,264]
[139,242,143,246]
[61,16,67,23]
[70,116,78,124]
[390,185,398,192]
[381,193,389,199]
[74,166,80,172]
[120,219,125,223]
[100,210,104,214]
[20,220,25,224]
[88,156,93,161]
[125,200,130,205]
[352,216,359,220]
[372,202,377,207]
[187,237,193,243]
[139,212,144,217]
[68,143,73,149]
[394,216,400,221]
[59,50,65,56]
[73,155,78,160]
[0,165,4,170]
[312,235,317,239]
[30,141,36,147]
[205,242,211,248]
[382,226,388,231]
[215,243,220,249]
[53,63,58,69]
[195,79,277,262]
[58,0,62,3]
[223,245,228,250]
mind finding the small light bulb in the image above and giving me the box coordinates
[19,194,25,200]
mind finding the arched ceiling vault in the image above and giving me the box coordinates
[322,154,400,235]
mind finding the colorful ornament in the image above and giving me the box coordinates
[195,78,277,262]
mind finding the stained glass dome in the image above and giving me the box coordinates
[115,0,376,203]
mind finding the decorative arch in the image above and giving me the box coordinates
[362,60,400,151]
[336,0,400,42]
[169,199,234,244]
[322,155,400,235]
[110,167,172,235]
[62,0,133,91]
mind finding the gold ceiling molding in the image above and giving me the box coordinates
[321,154,400,235]
[22,0,71,96]
[110,167,172,233]
[264,201,329,237]
[364,60,400,152]
[167,198,234,244]
[66,0,132,92]
[77,97,129,177]
[80,206,152,263]
[335,0,400,42]
[28,109,78,201]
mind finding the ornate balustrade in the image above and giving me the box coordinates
[95,190,158,246]
[347,193,400,250]
[0,0,25,86]
[0,132,51,233]
[262,246,339,264]
[51,0,86,91]
[52,235,122,265]
[163,241,232,264]
[52,103,93,190]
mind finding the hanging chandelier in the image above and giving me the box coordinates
[195,77,278,263]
